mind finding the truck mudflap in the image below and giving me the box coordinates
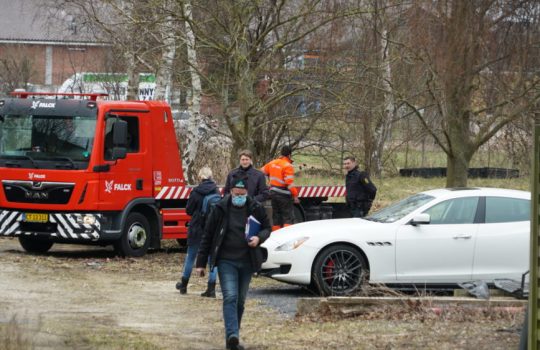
[0,210,103,241]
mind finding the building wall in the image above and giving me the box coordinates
[0,43,109,88]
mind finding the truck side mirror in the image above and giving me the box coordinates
[111,120,128,160]
[410,213,430,226]
[113,120,128,147]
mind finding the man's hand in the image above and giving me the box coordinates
[195,267,205,277]
[293,197,300,204]
[248,236,260,248]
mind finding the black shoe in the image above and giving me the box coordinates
[226,336,244,350]
[201,282,216,298]
[175,277,189,294]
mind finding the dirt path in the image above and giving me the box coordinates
[0,238,525,350]
[0,239,252,349]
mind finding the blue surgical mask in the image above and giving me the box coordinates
[232,195,247,207]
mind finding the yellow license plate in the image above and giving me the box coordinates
[24,213,49,223]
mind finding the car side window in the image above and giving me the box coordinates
[485,197,530,223]
[423,197,479,225]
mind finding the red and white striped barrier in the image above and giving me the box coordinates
[155,185,345,200]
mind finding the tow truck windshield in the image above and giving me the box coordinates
[0,114,97,170]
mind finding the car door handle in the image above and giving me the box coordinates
[453,234,472,240]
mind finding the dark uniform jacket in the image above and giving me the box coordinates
[223,165,270,202]
[345,166,377,205]
[185,179,219,246]
[196,195,271,272]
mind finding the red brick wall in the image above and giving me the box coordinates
[0,43,109,86]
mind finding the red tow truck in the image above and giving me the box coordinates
[0,92,348,256]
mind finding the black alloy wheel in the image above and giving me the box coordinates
[312,244,367,296]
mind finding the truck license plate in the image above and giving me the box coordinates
[24,213,49,223]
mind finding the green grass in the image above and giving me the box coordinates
[294,148,527,178]
[296,174,530,209]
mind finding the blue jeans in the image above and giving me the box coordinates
[217,259,253,340]
[182,243,217,283]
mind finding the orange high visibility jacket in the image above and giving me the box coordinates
[261,156,298,198]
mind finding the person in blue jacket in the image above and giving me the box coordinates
[175,166,219,297]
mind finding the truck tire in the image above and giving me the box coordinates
[114,212,151,257]
[18,236,53,254]
[293,204,305,223]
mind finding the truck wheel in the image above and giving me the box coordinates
[18,236,53,254]
[114,212,151,257]
[293,204,305,223]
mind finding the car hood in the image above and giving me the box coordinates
[263,217,384,246]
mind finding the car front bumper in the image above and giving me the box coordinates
[261,240,320,285]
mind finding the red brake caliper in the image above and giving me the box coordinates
[323,258,335,285]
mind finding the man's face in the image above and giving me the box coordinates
[343,159,356,172]
[239,155,252,168]
[231,187,248,197]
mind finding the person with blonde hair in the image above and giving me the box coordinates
[176,166,220,297]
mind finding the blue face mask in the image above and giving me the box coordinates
[232,195,247,207]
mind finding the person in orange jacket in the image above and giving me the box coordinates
[261,145,299,231]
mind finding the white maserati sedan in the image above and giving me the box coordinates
[261,188,530,296]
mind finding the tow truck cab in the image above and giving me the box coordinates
[0,93,188,256]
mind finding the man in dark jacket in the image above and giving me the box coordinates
[175,166,219,297]
[343,156,377,218]
[196,173,270,350]
[223,149,270,203]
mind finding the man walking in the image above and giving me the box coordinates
[343,156,377,218]
[196,174,270,350]
[261,145,298,231]
[223,149,270,203]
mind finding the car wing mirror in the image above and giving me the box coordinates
[410,213,430,226]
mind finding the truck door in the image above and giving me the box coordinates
[98,114,151,209]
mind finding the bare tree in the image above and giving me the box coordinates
[180,0,364,165]
[399,0,540,186]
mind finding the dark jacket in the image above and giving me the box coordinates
[223,165,270,202]
[345,166,377,203]
[196,195,271,272]
[186,179,219,246]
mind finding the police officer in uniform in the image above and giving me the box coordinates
[343,156,377,218]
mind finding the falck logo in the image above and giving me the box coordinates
[105,180,114,194]
[28,172,46,180]
[104,180,132,193]
[31,101,56,109]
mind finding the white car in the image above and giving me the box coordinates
[261,187,530,296]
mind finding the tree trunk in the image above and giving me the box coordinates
[154,4,176,102]
[446,115,473,187]
[182,0,205,184]
[372,27,395,176]
[446,153,471,187]
[125,51,139,100]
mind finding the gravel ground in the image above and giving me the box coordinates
[0,239,525,349]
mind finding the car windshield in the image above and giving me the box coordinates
[366,193,434,223]
[0,114,96,168]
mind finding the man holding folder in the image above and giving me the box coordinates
[196,173,271,350]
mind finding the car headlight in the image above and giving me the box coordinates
[275,237,309,251]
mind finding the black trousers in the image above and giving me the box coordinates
[347,200,372,218]
[271,192,294,226]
